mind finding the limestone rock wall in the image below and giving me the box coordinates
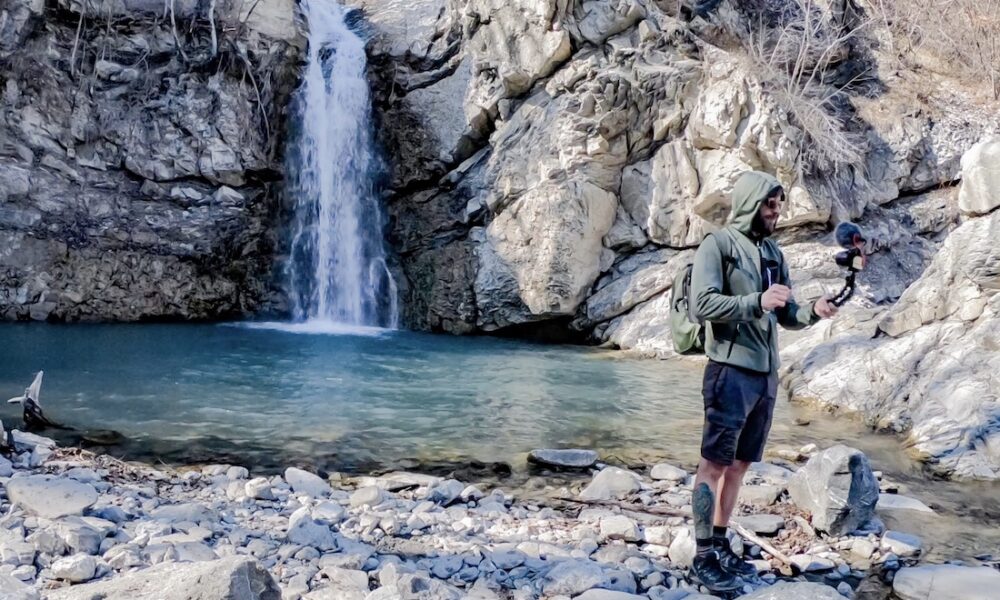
[0,0,303,321]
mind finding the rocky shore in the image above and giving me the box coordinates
[1,434,998,600]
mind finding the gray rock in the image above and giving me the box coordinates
[427,479,465,505]
[599,515,640,542]
[51,554,97,582]
[4,475,97,519]
[880,531,922,557]
[369,472,442,492]
[0,573,40,600]
[528,449,599,469]
[573,590,645,600]
[541,560,609,596]
[893,565,1000,600]
[877,494,934,513]
[739,581,845,599]
[740,485,784,506]
[789,554,836,572]
[286,507,336,551]
[150,502,218,525]
[735,514,785,536]
[350,486,385,508]
[958,136,1000,215]
[244,477,274,501]
[46,556,280,599]
[226,466,249,480]
[285,468,331,498]
[649,463,687,483]
[580,467,641,501]
[788,446,879,535]
[667,527,695,567]
[642,525,672,546]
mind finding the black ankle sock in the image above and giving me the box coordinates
[713,525,728,539]
[695,536,715,557]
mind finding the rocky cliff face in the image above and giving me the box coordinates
[0,0,303,321]
[357,0,1000,478]
[360,0,997,338]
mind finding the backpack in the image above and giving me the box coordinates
[670,230,737,355]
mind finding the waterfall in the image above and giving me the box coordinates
[286,0,398,330]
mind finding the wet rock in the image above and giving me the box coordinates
[51,554,97,583]
[4,475,97,519]
[893,564,1000,600]
[528,449,599,469]
[46,556,280,599]
[284,468,331,498]
[880,531,922,557]
[788,446,879,536]
[427,479,464,505]
[580,467,641,501]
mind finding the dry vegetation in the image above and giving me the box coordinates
[872,0,1000,101]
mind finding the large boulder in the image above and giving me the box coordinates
[893,565,1000,600]
[958,136,1000,215]
[46,556,280,600]
[4,475,98,519]
[787,445,879,535]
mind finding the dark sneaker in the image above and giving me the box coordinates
[715,540,757,578]
[689,550,743,593]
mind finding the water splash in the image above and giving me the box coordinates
[286,0,398,328]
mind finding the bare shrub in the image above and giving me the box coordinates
[735,0,872,171]
[872,0,1000,100]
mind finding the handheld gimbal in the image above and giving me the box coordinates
[830,222,866,307]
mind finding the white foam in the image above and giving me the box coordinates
[232,320,391,337]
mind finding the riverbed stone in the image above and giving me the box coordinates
[244,478,274,501]
[542,560,609,596]
[51,554,96,583]
[740,581,845,599]
[667,528,695,567]
[788,446,879,536]
[285,468,331,498]
[790,554,836,572]
[286,507,336,551]
[427,479,464,505]
[741,485,784,506]
[877,494,934,513]
[351,487,385,508]
[649,464,687,483]
[0,574,39,600]
[580,467,641,501]
[528,449,599,469]
[46,556,280,599]
[893,564,1000,600]
[599,515,640,542]
[735,514,785,535]
[880,531,922,557]
[573,590,646,600]
[4,475,97,519]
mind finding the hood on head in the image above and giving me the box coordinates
[728,171,782,236]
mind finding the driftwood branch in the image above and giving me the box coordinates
[558,496,795,569]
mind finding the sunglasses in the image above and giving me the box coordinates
[764,196,784,210]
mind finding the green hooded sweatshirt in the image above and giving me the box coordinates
[690,171,820,374]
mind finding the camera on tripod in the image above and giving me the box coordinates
[835,247,865,271]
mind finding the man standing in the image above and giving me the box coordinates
[687,171,838,592]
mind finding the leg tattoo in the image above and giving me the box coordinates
[693,482,715,541]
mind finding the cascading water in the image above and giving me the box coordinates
[286,0,398,330]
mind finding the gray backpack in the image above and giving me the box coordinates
[670,231,737,354]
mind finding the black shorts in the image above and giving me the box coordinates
[700,360,778,466]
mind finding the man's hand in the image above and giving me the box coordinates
[761,284,791,311]
[813,294,839,319]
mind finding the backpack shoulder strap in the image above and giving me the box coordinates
[705,229,738,279]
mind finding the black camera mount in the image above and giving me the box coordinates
[830,223,867,307]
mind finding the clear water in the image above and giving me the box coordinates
[0,323,997,560]
[285,0,397,327]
